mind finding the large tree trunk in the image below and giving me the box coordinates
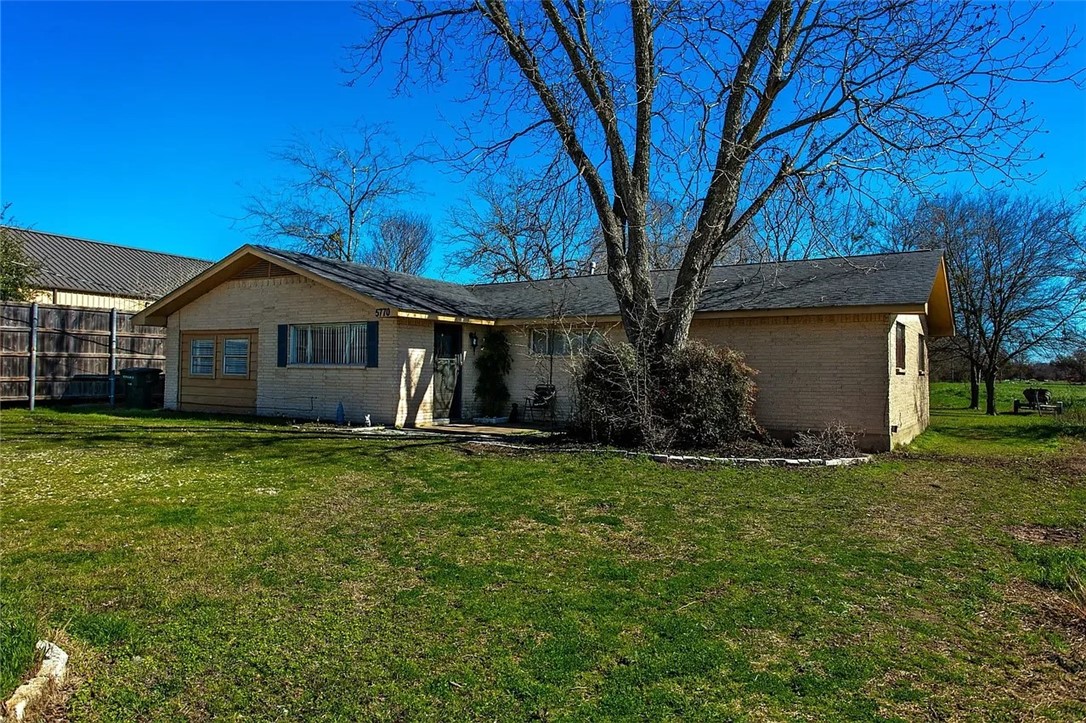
[969,361,980,410]
[984,369,998,416]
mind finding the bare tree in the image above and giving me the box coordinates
[352,0,1076,363]
[589,194,750,269]
[451,168,704,282]
[448,168,596,281]
[360,211,434,275]
[746,182,876,262]
[888,193,1086,415]
[240,124,415,262]
[610,196,696,269]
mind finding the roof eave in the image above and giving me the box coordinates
[395,310,496,325]
[492,304,928,326]
[926,257,956,337]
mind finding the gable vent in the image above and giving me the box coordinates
[232,259,297,280]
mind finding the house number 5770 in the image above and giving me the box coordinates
[374,308,391,318]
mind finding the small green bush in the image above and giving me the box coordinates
[573,338,760,450]
[1055,400,1086,438]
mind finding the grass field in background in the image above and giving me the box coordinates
[930,380,1086,412]
[1,384,1083,720]
[916,382,1086,457]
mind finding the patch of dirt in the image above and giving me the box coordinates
[1005,579,1086,663]
[1041,451,1086,481]
[871,581,1086,720]
[460,438,860,465]
[1006,524,1084,546]
[459,441,548,458]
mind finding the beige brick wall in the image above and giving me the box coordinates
[396,319,435,426]
[164,315,181,407]
[500,324,622,422]
[165,275,404,425]
[888,313,930,447]
[499,314,898,449]
[692,314,892,446]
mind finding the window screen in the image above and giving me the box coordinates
[190,339,214,376]
[529,328,603,356]
[223,338,250,376]
[895,322,906,370]
[289,323,367,366]
[530,328,550,355]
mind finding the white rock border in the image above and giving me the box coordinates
[642,452,871,467]
[465,439,871,468]
[0,641,68,723]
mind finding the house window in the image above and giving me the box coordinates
[530,328,550,355]
[190,339,215,376]
[223,338,250,376]
[895,322,906,372]
[918,334,927,376]
[289,322,367,366]
[529,328,603,356]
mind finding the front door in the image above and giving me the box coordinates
[433,324,463,422]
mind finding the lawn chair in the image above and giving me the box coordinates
[524,384,556,423]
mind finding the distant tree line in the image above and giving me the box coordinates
[986,350,1086,385]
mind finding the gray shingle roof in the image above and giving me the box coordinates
[8,226,213,299]
[473,251,943,318]
[257,245,943,320]
[256,247,495,318]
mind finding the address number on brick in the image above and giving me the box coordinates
[374,308,391,318]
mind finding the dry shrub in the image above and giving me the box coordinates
[572,341,659,448]
[1067,569,1086,622]
[573,338,760,451]
[793,422,862,458]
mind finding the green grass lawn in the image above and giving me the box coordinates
[916,381,1086,457]
[1,386,1084,721]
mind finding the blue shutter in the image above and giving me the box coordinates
[366,321,379,368]
[277,325,288,367]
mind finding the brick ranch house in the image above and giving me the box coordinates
[134,245,954,451]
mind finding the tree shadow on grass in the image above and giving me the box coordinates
[12,408,495,468]
[929,409,1067,444]
[171,433,460,467]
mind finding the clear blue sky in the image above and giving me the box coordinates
[3,1,1085,276]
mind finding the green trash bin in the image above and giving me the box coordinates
[120,367,163,409]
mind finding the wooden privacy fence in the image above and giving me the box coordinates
[1,301,166,405]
